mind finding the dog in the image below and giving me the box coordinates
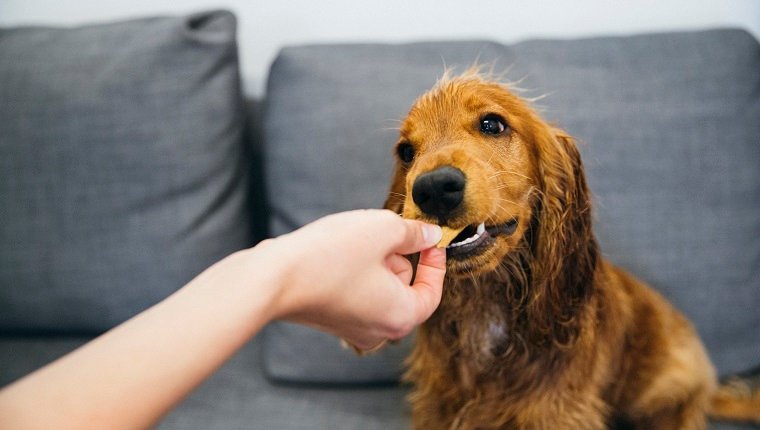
[382,70,760,429]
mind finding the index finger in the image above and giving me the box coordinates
[408,247,447,322]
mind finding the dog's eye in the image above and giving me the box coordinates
[396,142,415,163]
[480,114,508,136]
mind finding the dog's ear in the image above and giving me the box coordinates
[533,127,597,288]
[383,162,407,214]
[528,126,598,344]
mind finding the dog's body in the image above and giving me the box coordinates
[407,260,713,429]
[384,72,758,429]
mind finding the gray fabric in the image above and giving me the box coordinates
[0,336,751,430]
[0,336,411,430]
[262,30,759,383]
[0,11,252,332]
[264,322,414,385]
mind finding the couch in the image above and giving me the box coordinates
[1,10,758,429]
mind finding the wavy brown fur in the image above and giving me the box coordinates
[384,72,756,429]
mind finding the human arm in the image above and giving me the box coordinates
[0,209,445,429]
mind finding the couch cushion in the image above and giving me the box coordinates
[0,336,752,430]
[0,336,412,430]
[261,29,759,384]
[0,10,252,332]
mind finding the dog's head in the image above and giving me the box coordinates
[385,72,595,282]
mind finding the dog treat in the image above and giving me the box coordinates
[437,226,466,248]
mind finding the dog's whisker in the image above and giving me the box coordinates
[485,149,497,165]
[491,184,523,193]
[491,201,508,214]
[488,169,533,182]
[382,118,403,124]
[492,197,521,205]
[489,173,531,183]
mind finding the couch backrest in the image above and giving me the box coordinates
[261,30,760,384]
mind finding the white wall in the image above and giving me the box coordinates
[2,1,758,96]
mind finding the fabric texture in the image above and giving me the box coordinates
[0,335,750,430]
[261,30,760,383]
[0,10,252,333]
[0,335,411,430]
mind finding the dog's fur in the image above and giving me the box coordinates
[383,71,760,429]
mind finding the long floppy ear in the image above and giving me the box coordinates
[527,126,599,345]
[383,161,407,214]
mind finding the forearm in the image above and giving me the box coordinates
[0,210,445,429]
[0,246,286,430]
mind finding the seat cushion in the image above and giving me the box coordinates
[261,29,760,384]
[0,335,752,429]
[0,336,411,430]
[0,10,252,332]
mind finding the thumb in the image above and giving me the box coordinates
[392,219,443,255]
[408,247,446,323]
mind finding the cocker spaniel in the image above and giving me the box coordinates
[383,71,759,429]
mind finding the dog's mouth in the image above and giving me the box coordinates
[445,219,518,260]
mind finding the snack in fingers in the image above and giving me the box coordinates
[436,226,466,248]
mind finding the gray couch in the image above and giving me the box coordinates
[1,10,758,429]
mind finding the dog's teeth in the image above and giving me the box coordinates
[448,223,488,248]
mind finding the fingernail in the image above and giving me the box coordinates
[422,224,442,246]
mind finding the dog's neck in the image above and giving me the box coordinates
[428,240,599,374]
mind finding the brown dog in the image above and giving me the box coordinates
[383,71,760,429]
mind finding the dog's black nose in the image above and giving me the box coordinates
[412,166,466,220]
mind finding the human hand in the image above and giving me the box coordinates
[0,210,443,429]
[264,209,446,351]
